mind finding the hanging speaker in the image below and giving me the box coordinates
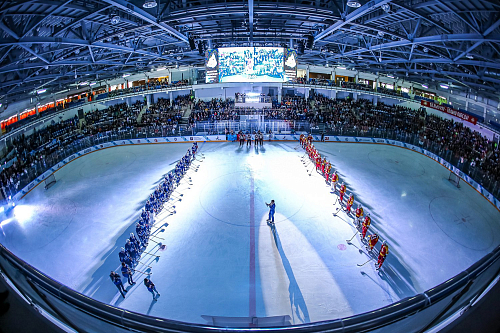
[306,35,314,49]
[189,37,196,50]
[198,41,204,55]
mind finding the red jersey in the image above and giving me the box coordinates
[379,244,389,258]
[340,185,346,194]
[363,216,371,228]
[368,234,379,249]
[355,207,364,218]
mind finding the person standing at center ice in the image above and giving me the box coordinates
[266,200,276,224]
[144,278,160,301]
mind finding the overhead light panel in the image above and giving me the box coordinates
[440,84,449,89]
[422,84,429,89]
[387,74,395,79]
[347,1,361,8]
[466,54,473,59]
[143,0,157,8]
[122,74,130,78]
[156,67,166,71]
[37,89,46,94]
[89,82,97,86]
[337,66,346,70]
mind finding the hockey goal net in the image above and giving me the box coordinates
[44,174,57,190]
[448,171,461,188]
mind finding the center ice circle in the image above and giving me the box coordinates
[368,149,425,177]
[199,170,304,227]
[429,196,494,251]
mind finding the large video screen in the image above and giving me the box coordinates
[218,47,285,83]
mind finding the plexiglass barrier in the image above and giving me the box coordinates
[1,124,500,332]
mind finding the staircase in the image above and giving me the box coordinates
[136,105,148,124]
[179,105,192,126]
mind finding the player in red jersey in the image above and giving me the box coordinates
[361,214,371,239]
[376,241,389,270]
[315,155,322,171]
[325,162,332,182]
[366,234,379,252]
[355,204,364,227]
[346,194,354,213]
[331,171,339,191]
[339,183,346,203]
[307,134,313,143]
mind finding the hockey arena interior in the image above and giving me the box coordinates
[0,1,499,333]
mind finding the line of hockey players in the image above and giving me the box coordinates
[237,131,265,147]
[300,134,389,270]
[111,142,199,300]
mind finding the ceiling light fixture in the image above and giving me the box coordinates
[381,4,391,12]
[422,84,429,89]
[387,74,395,79]
[466,54,473,59]
[347,1,361,8]
[110,15,120,25]
[143,0,157,8]
[37,89,47,94]
[440,84,449,89]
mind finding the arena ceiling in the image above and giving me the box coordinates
[0,0,499,103]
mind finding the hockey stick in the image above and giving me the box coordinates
[148,238,161,245]
[150,234,164,240]
[346,231,358,243]
[357,258,373,267]
[138,261,152,268]
[142,251,160,258]
[332,207,341,216]
[133,269,152,275]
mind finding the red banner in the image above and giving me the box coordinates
[421,100,477,125]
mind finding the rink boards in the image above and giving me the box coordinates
[13,134,500,212]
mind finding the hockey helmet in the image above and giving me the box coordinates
[130,233,134,237]
[121,247,125,252]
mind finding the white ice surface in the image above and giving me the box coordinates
[0,141,499,325]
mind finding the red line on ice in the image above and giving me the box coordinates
[249,175,256,324]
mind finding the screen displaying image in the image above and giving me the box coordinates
[218,47,285,83]
[205,49,219,83]
[284,48,297,81]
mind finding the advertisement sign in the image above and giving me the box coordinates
[421,100,477,125]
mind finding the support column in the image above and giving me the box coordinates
[278,87,282,103]
[331,90,337,99]
[169,91,173,104]
[147,94,152,107]
[305,88,310,100]
[353,92,358,101]
[35,103,39,115]
[373,96,378,106]
[465,99,469,111]
[306,66,310,81]
[484,106,487,122]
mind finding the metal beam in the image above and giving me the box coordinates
[483,18,500,37]
[453,41,483,61]
[249,0,254,44]
[101,0,188,43]
[19,45,50,64]
[334,33,500,58]
[315,0,393,42]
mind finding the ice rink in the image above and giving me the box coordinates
[0,141,499,326]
